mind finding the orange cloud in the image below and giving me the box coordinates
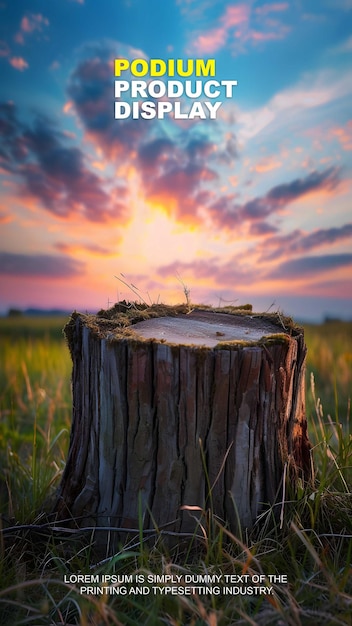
[55,242,113,256]
[63,101,73,114]
[0,210,13,225]
[330,120,352,151]
[91,160,106,172]
[253,156,282,173]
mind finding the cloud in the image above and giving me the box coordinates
[264,167,339,203]
[258,224,352,261]
[261,223,352,260]
[192,26,228,54]
[21,14,48,33]
[137,138,176,171]
[137,133,217,174]
[9,57,29,71]
[0,102,126,222]
[253,155,282,173]
[268,254,352,279]
[145,163,218,221]
[0,252,84,278]
[64,41,343,233]
[191,4,249,54]
[135,133,219,221]
[0,102,28,165]
[143,249,352,308]
[158,255,259,287]
[186,136,219,161]
[15,13,49,45]
[68,56,114,133]
[329,120,352,150]
[55,241,113,255]
[209,167,341,228]
[67,41,151,160]
[250,221,279,236]
[190,2,289,55]
[0,210,12,225]
[238,69,352,141]
[66,43,231,223]
[296,224,352,249]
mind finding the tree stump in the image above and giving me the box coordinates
[55,303,312,544]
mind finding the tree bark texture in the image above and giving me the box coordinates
[55,304,312,540]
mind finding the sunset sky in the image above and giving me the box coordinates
[1,0,352,321]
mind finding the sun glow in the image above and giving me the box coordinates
[118,198,205,270]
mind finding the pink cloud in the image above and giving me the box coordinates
[15,13,49,44]
[22,13,49,32]
[9,57,29,71]
[192,4,249,54]
[189,2,289,55]
[193,27,227,54]
[221,4,250,26]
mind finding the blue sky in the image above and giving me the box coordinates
[0,0,352,321]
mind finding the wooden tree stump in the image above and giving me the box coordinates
[55,303,312,542]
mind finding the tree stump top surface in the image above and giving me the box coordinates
[132,310,286,347]
[69,303,301,350]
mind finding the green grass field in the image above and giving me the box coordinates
[0,314,351,625]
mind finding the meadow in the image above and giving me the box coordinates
[0,313,351,625]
